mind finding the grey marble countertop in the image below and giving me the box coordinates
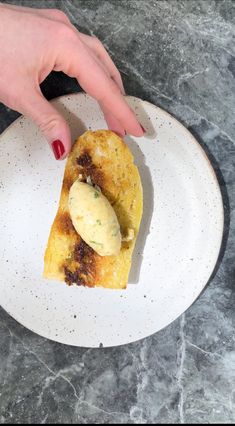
[0,0,235,424]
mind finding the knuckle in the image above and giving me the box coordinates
[50,9,70,23]
[56,22,77,42]
[38,115,64,134]
[92,36,103,50]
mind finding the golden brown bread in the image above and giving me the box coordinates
[43,130,143,289]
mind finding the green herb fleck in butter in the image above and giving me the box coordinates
[90,241,103,246]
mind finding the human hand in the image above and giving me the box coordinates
[0,3,145,159]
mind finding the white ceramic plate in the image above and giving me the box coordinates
[0,94,223,347]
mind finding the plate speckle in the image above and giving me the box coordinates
[0,94,223,347]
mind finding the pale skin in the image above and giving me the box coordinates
[0,3,145,160]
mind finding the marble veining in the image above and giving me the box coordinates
[0,0,235,423]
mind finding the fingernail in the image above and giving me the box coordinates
[51,140,65,160]
[140,124,146,133]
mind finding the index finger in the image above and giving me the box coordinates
[78,34,125,95]
[56,35,144,137]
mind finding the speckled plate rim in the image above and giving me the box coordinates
[0,93,224,347]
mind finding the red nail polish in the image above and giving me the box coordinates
[51,140,65,160]
[140,124,146,133]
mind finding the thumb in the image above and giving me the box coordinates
[22,90,71,160]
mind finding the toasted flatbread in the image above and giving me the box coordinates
[44,130,143,289]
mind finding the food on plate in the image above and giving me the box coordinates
[69,180,122,256]
[44,130,143,289]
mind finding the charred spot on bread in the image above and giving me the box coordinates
[77,151,92,167]
[74,240,94,262]
[63,240,97,287]
[87,167,104,190]
[64,267,84,287]
[77,150,104,191]
[57,212,75,235]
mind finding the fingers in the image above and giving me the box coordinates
[57,36,144,137]
[78,34,125,95]
[71,33,128,136]
[100,103,126,137]
[21,88,71,160]
[80,68,143,136]
[2,3,144,140]
[70,33,128,137]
